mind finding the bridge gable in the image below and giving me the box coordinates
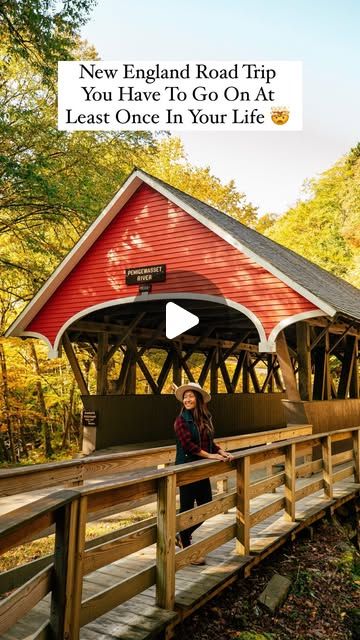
[23,182,317,351]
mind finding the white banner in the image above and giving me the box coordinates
[58,60,302,131]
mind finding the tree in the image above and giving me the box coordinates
[0,0,97,76]
[266,149,359,283]
[143,137,258,227]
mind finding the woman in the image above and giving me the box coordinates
[173,382,233,563]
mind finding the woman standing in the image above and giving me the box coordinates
[174,382,233,563]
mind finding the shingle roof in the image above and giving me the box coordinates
[139,170,360,323]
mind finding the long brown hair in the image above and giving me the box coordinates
[180,390,214,436]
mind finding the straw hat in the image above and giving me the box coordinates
[174,382,211,404]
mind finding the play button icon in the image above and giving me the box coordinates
[165,302,199,339]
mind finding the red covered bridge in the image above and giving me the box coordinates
[6,169,360,453]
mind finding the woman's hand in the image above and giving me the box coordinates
[207,452,226,461]
[218,448,234,461]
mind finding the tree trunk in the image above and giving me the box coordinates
[30,341,53,457]
[61,380,75,448]
[0,341,16,462]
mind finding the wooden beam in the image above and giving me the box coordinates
[329,324,354,354]
[350,337,359,399]
[104,313,146,364]
[218,349,234,393]
[125,336,136,394]
[69,496,87,637]
[96,332,108,395]
[313,347,326,400]
[50,499,79,639]
[72,320,258,353]
[114,348,131,394]
[62,333,89,396]
[235,456,250,555]
[284,443,296,521]
[310,326,329,351]
[126,337,158,394]
[172,348,182,386]
[198,349,214,387]
[137,320,166,357]
[172,343,195,383]
[276,331,300,401]
[157,351,173,392]
[321,435,333,499]
[248,357,261,393]
[338,336,356,399]
[324,329,331,400]
[353,429,360,483]
[296,322,312,400]
[210,347,218,394]
[307,317,360,337]
[156,475,176,610]
[232,350,247,391]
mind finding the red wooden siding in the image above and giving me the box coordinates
[27,184,317,345]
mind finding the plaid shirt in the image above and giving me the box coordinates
[174,414,220,457]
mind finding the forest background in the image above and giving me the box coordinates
[1,0,359,464]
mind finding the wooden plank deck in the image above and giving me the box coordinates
[3,465,359,640]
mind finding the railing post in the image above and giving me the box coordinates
[321,435,333,498]
[50,497,79,640]
[352,429,360,483]
[156,473,176,610]
[70,495,87,639]
[284,443,296,521]
[236,456,250,555]
[49,494,86,640]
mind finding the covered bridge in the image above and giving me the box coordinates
[5,169,360,453]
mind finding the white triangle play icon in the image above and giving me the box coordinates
[165,302,199,339]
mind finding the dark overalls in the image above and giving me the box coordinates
[175,408,214,547]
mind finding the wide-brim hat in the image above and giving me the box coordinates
[174,382,211,404]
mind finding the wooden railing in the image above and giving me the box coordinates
[0,425,311,498]
[0,426,359,640]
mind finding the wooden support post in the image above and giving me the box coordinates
[267,354,274,392]
[70,496,87,638]
[50,498,79,639]
[296,322,312,400]
[216,476,229,494]
[338,336,356,399]
[198,349,213,387]
[350,337,359,399]
[248,355,261,393]
[210,348,218,394]
[219,350,234,393]
[172,349,182,386]
[284,443,296,521]
[115,347,131,394]
[324,330,331,400]
[353,430,360,484]
[313,348,326,400]
[157,351,173,392]
[62,334,89,396]
[232,350,246,392]
[125,337,137,394]
[242,351,250,393]
[156,474,176,610]
[236,456,250,555]
[321,435,333,498]
[96,332,108,395]
[276,332,301,401]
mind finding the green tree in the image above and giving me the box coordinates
[0,0,97,76]
[143,137,258,227]
[267,151,358,281]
